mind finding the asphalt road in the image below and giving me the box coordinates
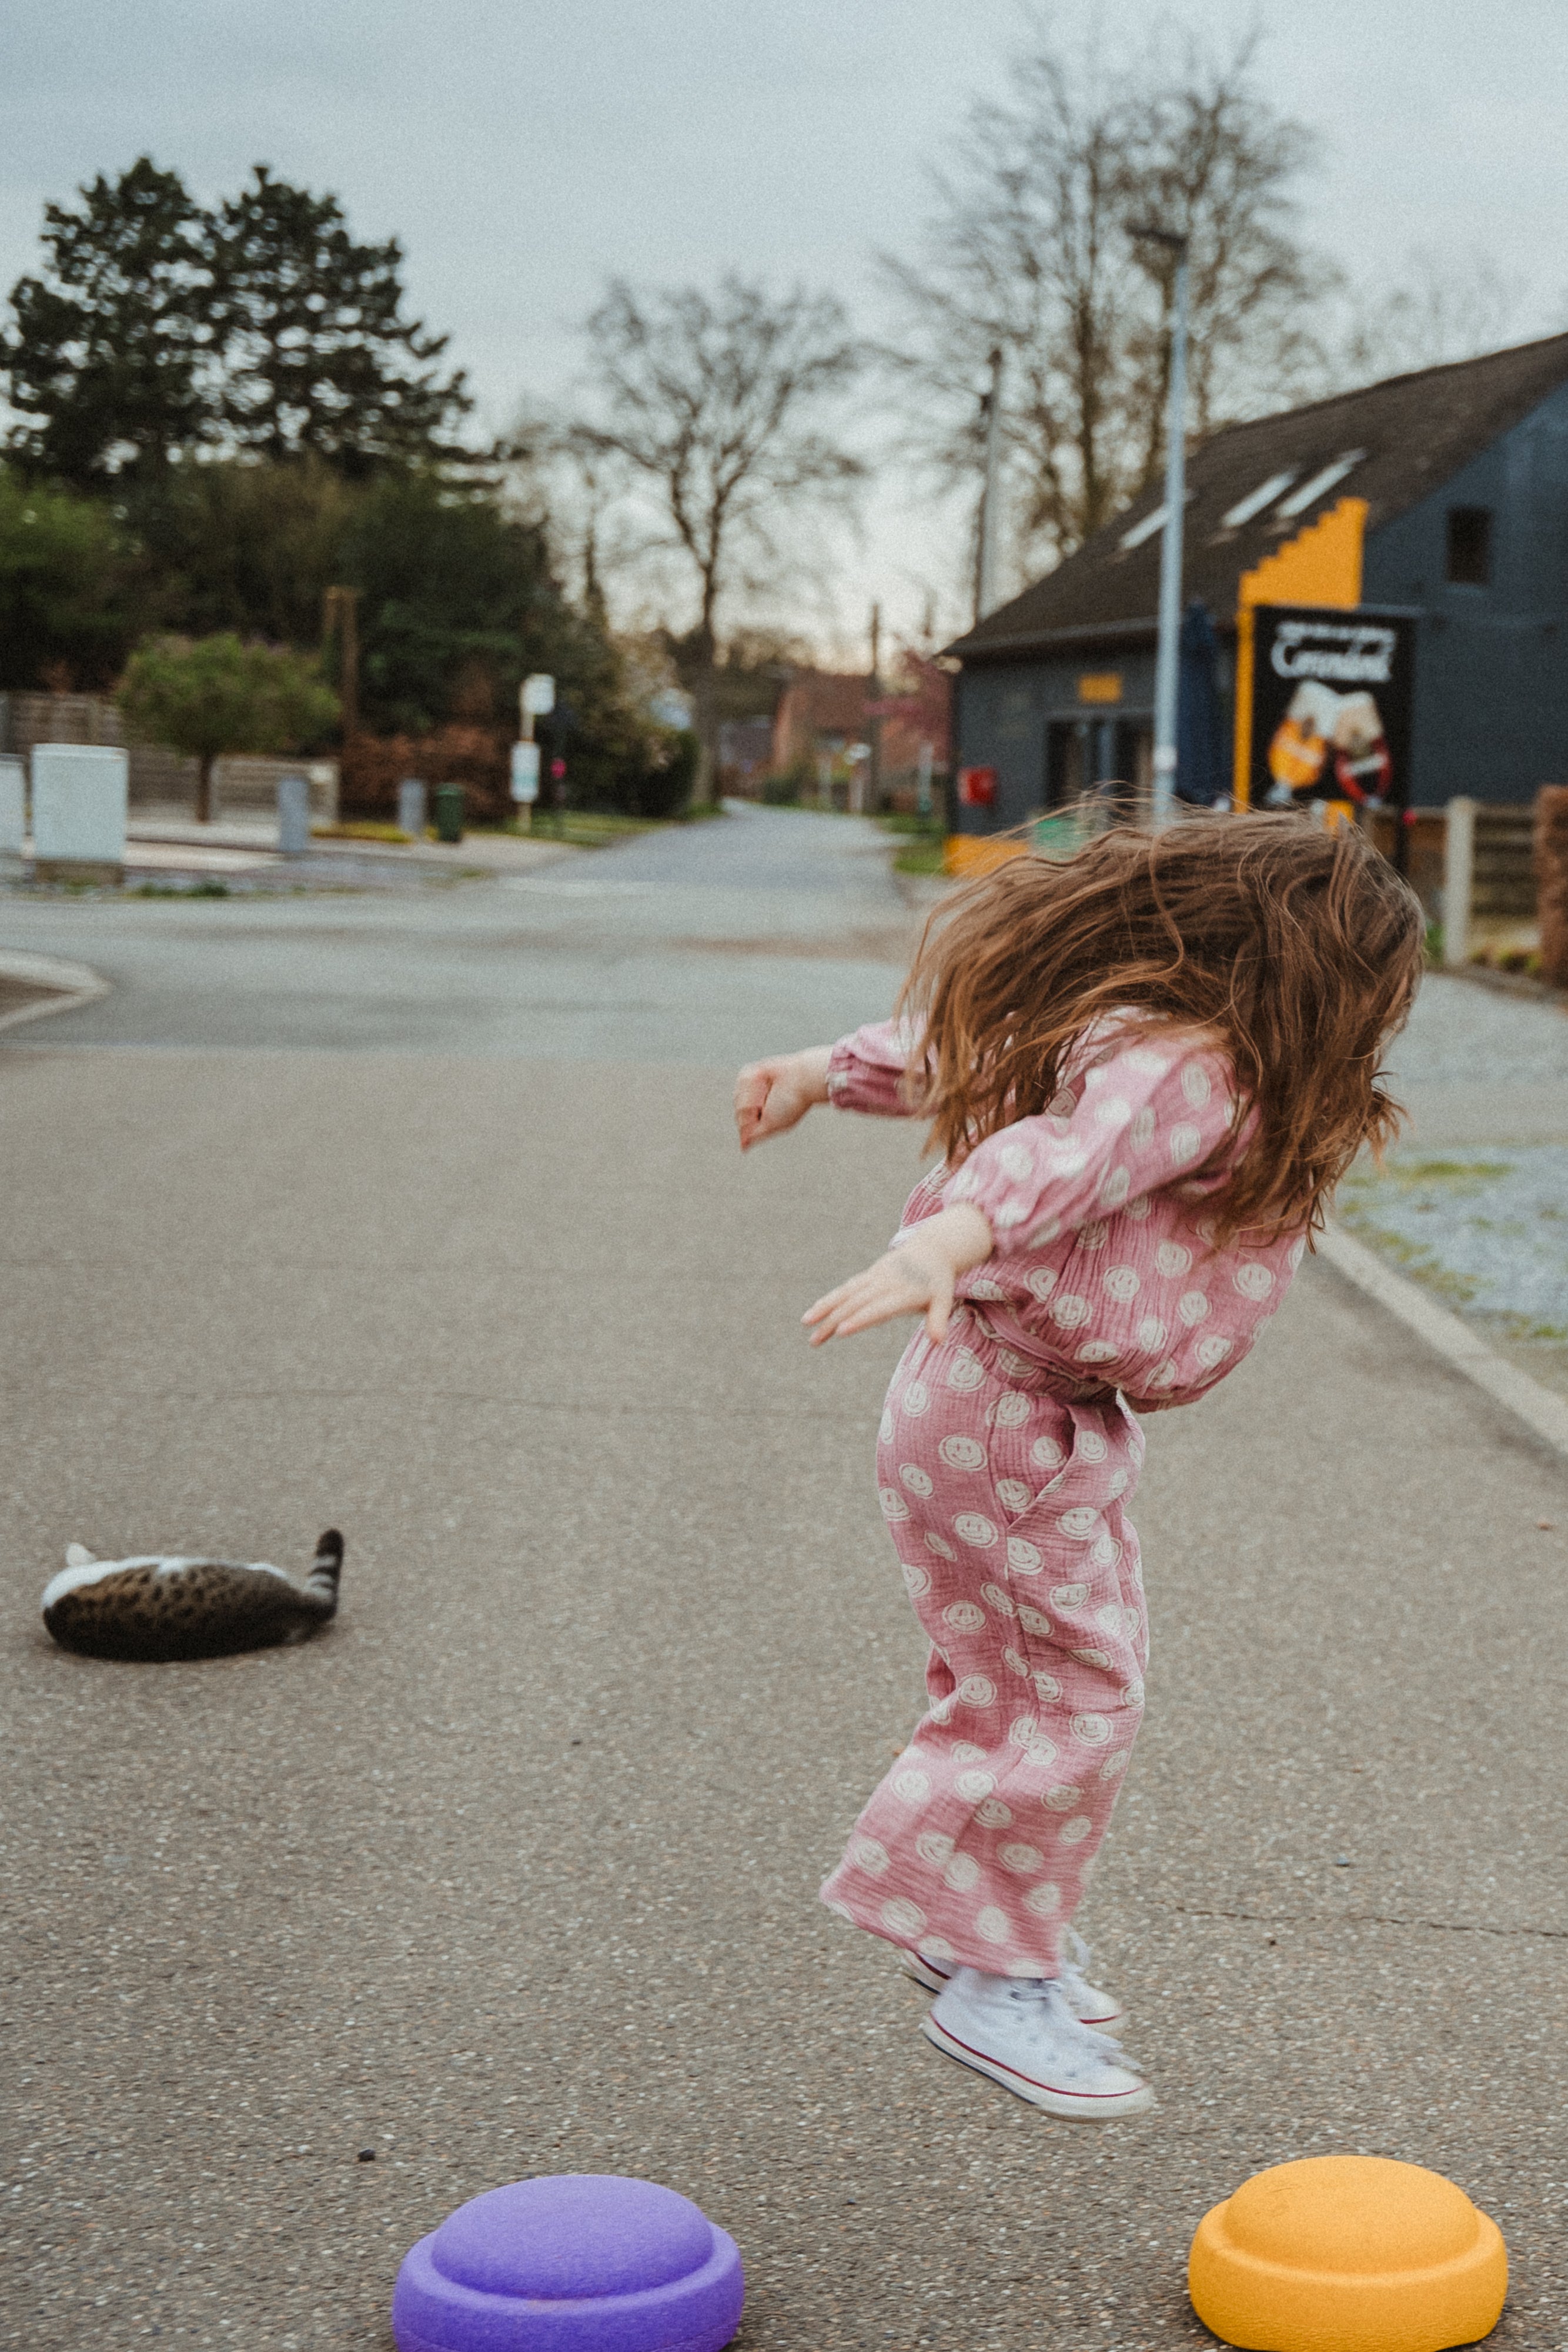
[2,807,1565,2352]
[0,806,920,1060]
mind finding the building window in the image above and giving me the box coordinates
[1446,506,1492,586]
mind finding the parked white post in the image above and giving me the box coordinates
[31,743,127,884]
[397,778,427,840]
[917,740,934,820]
[0,755,24,878]
[1443,797,1476,966]
[278,773,311,857]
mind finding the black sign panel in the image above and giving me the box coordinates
[1246,604,1416,814]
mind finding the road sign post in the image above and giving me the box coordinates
[510,741,541,823]
[517,677,555,830]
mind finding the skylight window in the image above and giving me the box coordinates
[1276,450,1367,519]
[1119,504,1169,550]
[1220,470,1298,528]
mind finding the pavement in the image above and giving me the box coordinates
[2,804,1565,2352]
[12,810,580,892]
[1341,971,1568,1401]
[122,815,588,881]
[1388,971,1568,1150]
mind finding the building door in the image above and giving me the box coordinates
[1046,717,1147,815]
[1045,720,1086,810]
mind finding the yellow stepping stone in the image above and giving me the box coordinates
[1189,2154,1506,2352]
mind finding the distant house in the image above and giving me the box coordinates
[768,658,952,807]
[717,716,776,791]
[944,332,1568,834]
[769,667,874,799]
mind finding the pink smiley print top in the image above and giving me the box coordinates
[826,1015,1305,1411]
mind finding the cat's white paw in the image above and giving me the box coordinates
[65,1542,96,1568]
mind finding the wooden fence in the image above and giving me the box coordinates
[0,693,337,821]
[1440,801,1541,964]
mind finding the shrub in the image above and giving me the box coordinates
[340,725,509,824]
[118,631,338,820]
[343,720,700,827]
[621,729,698,818]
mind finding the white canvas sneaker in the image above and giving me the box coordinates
[921,1968,1155,2120]
[900,1927,1126,2032]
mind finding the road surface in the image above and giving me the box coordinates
[2,807,1564,2351]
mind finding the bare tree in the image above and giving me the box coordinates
[1330,249,1547,387]
[882,23,1330,582]
[506,415,620,627]
[562,276,862,796]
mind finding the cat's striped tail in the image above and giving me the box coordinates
[306,1529,344,1612]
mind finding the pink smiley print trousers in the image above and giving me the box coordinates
[820,1313,1148,1978]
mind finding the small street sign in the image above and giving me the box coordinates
[510,741,541,802]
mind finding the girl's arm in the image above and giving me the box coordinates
[823,1018,922,1117]
[803,1203,994,1347]
[734,1045,833,1151]
[801,1036,1242,1350]
[945,1034,1240,1247]
[734,1019,923,1150]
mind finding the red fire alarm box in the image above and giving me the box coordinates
[957,764,997,807]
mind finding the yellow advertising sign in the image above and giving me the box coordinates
[1233,497,1367,806]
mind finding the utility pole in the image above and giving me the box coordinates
[867,602,883,816]
[974,345,1004,624]
[1128,226,1190,828]
[322,586,360,742]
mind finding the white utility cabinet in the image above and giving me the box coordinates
[0,756,24,874]
[32,743,128,880]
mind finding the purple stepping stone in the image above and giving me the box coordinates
[392,2173,745,2352]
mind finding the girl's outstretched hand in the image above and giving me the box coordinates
[734,1045,833,1151]
[804,1204,995,1347]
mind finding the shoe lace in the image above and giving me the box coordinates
[1056,1927,1101,2014]
[1004,1973,1129,2066]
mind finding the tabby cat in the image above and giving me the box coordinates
[42,1531,343,1661]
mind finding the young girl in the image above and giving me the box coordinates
[734,816,1423,2120]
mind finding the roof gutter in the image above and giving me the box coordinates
[944,615,1161,664]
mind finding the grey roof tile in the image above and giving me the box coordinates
[948,332,1568,659]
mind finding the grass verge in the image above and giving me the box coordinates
[877,812,947,876]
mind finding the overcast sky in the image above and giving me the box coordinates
[5,0,1567,654]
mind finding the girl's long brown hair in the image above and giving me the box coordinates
[900,813,1426,1244]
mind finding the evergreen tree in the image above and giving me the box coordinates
[338,470,668,810]
[212,168,472,474]
[339,472,563,734]
[0,466,140,688]
[131,456,364,647]
[4,158,219,485]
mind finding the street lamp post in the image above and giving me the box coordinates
[1129,226,1190,828]
[975,346,1004,624]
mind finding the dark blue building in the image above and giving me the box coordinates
[944,333,1568,828]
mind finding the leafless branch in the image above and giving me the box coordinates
[880,18,1331,585]
[547,275,864,788]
